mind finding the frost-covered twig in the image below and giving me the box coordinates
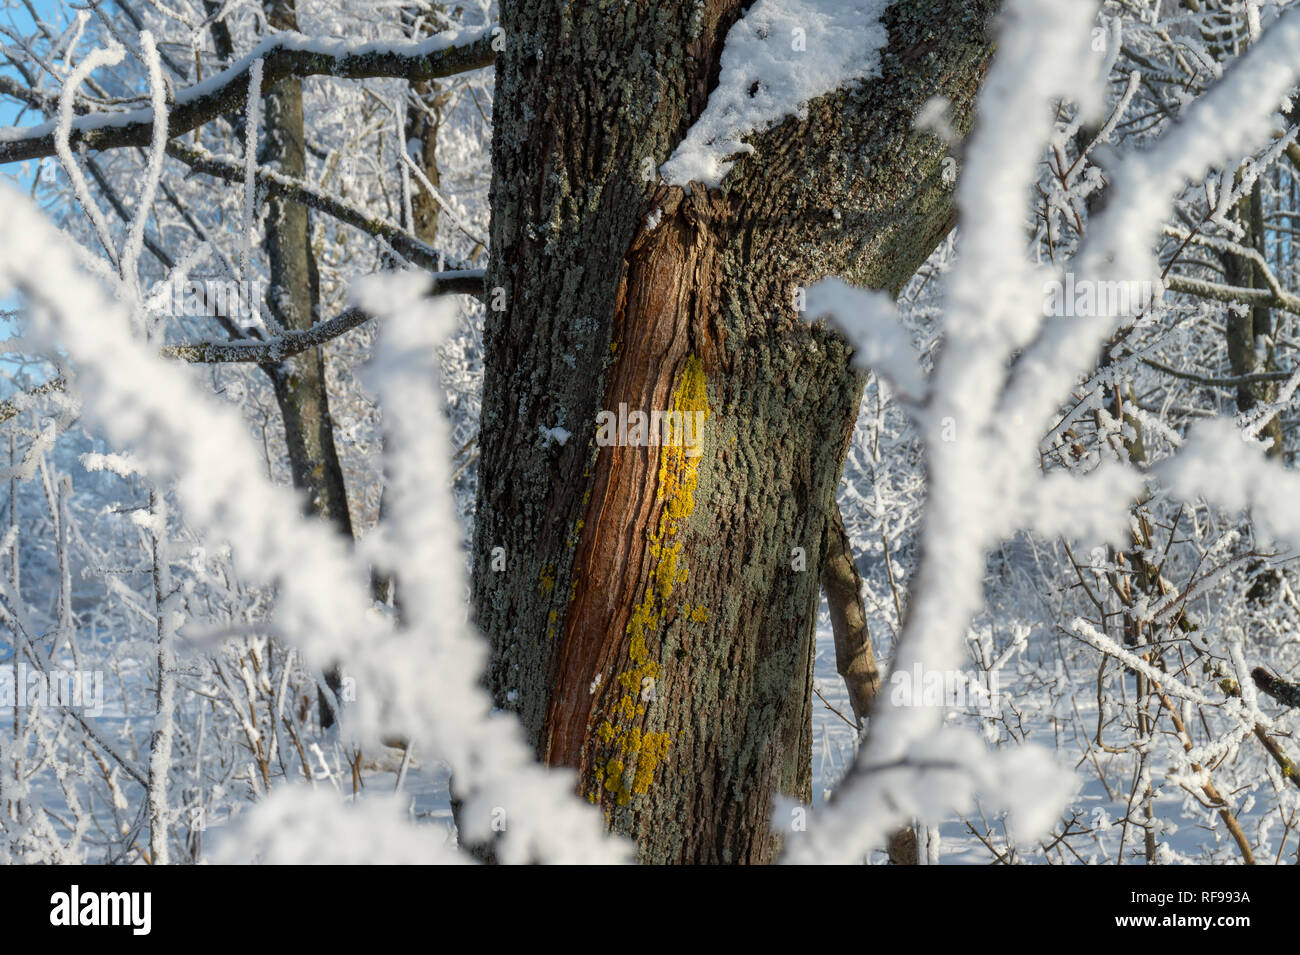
[0,187,626,864]
[1164,273,1300,317]
[1069,617,1215,705]
[53,43,126,269]
[0,376,67,424]
[121,31,167,308]
[164,140,473,274]
[239,58,267,334]
[146,488,175,864]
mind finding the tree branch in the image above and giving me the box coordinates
[0,73,62,116]
[1139,355,1295,387]
[1165,272,1300,317]
[161,270,485,363]
[820,499,881,728]
[0,375,66,423]
[0,28,495,164]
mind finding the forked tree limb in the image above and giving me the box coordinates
[1153,687,1255,865]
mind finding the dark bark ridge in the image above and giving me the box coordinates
[473,0,998,863]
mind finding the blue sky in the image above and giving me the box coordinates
[0,1,66,332]
[0,0,64,192]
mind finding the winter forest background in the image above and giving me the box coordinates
[5,0,1300,865]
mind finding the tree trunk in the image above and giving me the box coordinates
[398,2,461,249]
[1222,182,1283,458]
[260,0,355,726]
[473,0,998,863]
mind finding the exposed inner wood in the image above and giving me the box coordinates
[543,189,724,780]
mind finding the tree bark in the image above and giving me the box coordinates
[473,0,998,863]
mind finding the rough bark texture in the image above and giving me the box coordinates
[473,0,998,863]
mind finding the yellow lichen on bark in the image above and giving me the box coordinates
[590,354,709,806]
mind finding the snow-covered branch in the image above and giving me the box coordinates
[0,27,494,165]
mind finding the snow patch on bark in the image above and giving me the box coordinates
[662,0,889,188]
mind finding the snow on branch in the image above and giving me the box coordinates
[0,27,495,165]
[54,43,126,269]
[0,375,67,424]
[0,190,626,864]
[1069,618,1216,706]
[804,278,926,400]
[213,788,465,864]
[1162,418,1300,547]
[1164,273,1300,317]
